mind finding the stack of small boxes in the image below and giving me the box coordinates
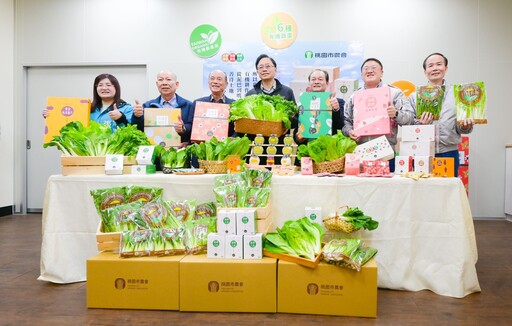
[207,208,262,259]
[133,145,157,175]
[397,125,436,174]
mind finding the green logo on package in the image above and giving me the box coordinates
[305,50,314,59]
[111,156,118,162]
[213,240,220,247]
[249,240,256,248]
[230,240,237,248]
[143,147,149,153]
[310,214,317,220]
[189,24,222,58]
[242,216,249,224]
[340,85,348,94]
[223,217,230,225]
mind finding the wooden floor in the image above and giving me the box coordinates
[1,214,511,326]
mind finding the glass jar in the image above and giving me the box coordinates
[253,145,264,155]
[266,144,277,155]
[266,155,275,166]
[254,134,264,145]
[249,154,260,166]
[282,145,293,155]
[268,134,279,145]
[281,155,292,166]
[283,134,294,146]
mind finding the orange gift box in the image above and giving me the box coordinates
[432,157,455,177]
[44,97,91,143]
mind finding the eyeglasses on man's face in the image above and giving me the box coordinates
[362,65,380,72]
[257,64,275,71]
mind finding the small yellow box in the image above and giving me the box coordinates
[86,251,183,310]
[179,255,277,313]
[45,97,91,143]
[432,157,455,177]
[277,259,378,317]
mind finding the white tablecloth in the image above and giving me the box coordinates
[39,173,480,298]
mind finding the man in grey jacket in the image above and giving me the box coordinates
[409,52,474,176]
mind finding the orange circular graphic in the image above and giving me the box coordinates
[260,12,297,49]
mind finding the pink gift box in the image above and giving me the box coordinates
[191,102,230,142]
[301,157,313,175]
[353,86,391,137]
[344,153,361,175]
[363,160,389,175]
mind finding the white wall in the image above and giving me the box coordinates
[0,0,14,209]
[9,0,512,217]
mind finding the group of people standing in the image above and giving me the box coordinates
[43,52,474,176]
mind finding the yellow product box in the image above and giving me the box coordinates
[87,251,183,310]
[143,108,181,126]
[179,255,277,313]
[44,97,91,143]
[277,259,378,317]
[432,157,455,177]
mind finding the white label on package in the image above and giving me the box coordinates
[217,209,237,235]
[207,233,225,258]
[310,97,321,110]
[156,115,169,126]
[243,234,262,259]
[225,234,243,259]
[205,108,219,118]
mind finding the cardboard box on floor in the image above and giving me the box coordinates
[179,255,277,313]
[277,259,378,317]
[87,251,183,310]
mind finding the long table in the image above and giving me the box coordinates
[39,173,481,298]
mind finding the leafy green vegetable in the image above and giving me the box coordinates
[264,217,324,260]
[296,131,357,163]
[416,85,444,120]
[341,207,379,231]
[322,239,377,271]
[229,94,298,129]
[187,136,251,161]
[183,217,217,254]
[44,121,151,156]
[160,147,188,168]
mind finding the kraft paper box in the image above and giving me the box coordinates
[433,157,455,177]
[277,259,377,317]
[401,125,436,142]
[179,255,277,312]
[334,79,359,102]
[44,97,91,143]
[145,127,181,148]
[344,153,361,175]
[354,135,395,161]
[87,251,183,310]
[144,108,181,126]
[395,155,413,174]
[414,156,432,173]
[399,141,435,157]
[353,87,391,137]
[298,92,333,139]
[294,66,340,85]
[191,101,230,142]
[144,108,181,148]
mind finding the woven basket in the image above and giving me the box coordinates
[234,118,286,137]
[199,160,227,174]
[323,205,360,233]
[313,156,345,174]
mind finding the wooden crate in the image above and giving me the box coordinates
[263,249,322,269]
[61,156,136,176]
[96,221,121,251]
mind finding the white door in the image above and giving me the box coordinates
[26,65,147,211]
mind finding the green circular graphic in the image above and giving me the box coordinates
[213,240,220,247]
[249,240,256,248]
[189,24,222,58]
[223,217,230,225]
[242,216,249,224]
[310,214,317,220]
[230,240,237,248]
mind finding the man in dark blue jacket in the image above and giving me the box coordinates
[132,70,193,146]
[193,69,235,136]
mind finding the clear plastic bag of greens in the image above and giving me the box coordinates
[152,228,186,256]
[90,186,127,215]
[125,185,163,204]
[194,202,217,219]
[138,199,172,229]
[184,217,217,255]
[120,229,153,258]
[213,184,241,208]
[244,169,272,188]
[104,201,147,232]
[166,199,197,223]
[416,85,445,120]
[455,81,487,124]
[322,238,377,271]
[241,187,271,207]
[214,174,245,187]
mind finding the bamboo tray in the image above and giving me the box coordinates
[262,250,322,269]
